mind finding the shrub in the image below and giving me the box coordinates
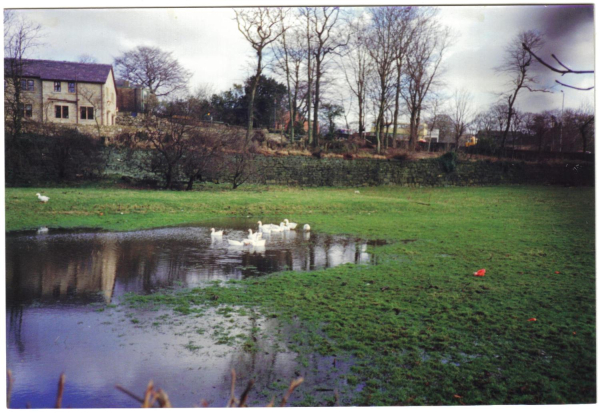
[5,125,107,185]
[438,151,458,173]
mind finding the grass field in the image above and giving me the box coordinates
[4,184,596,405]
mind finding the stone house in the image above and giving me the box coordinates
[116,79,150,114]
[4,58,118,126]
[367,123,430,140]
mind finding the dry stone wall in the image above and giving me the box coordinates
[249,156,593,187]
[103,149,594,188]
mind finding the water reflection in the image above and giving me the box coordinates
[5,222,372,407]
[6,223,371,306]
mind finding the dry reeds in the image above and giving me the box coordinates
[114,369,303,408]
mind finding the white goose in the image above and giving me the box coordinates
[257,221,271,233]
[284,219,298,230]
[36,193,49,203]
[228,239,243,246]
[270,223,283,233]
[243,229,260,245]
[210,228,223,237]
[303,224,311,231]
[280,222,290,231]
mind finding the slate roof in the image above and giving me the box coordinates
[5,58,113,84]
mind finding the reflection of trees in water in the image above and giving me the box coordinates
[6,229,371,307]
[222,316,290,398]
[8,305,25,354]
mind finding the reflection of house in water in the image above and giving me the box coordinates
[6,235,118,305]
[6,227,372,307]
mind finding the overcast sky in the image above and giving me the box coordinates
[6,1,595,125]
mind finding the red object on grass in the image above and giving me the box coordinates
[528,318,537,322]
[473,269,486,277]
[555,271,560,274]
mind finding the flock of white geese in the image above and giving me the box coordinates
[210,219,311,247]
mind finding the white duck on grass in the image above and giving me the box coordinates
[36,193,49,203]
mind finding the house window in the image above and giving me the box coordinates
[20,79,34,91]
[55,105,69,119]
[80,107,94,120]
[54,81,61,92]
[68,82,75,93]
[19,103,33,118]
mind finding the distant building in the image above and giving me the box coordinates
[116,79,150,114]
[367,122,430,140]
[275,111,322,134]
[4,58,118,126]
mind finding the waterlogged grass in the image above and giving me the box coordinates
[5,185,596,405]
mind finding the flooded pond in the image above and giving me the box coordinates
[6,219,372,408]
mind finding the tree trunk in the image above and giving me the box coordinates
[306,16,312,148]
[358,97,364,140]
[165,165,173,189]
[391,67,402,149]
[282,36,295,144]
[246,53,263,144]
[186,173,197,191]
[312,59,321,149]
[581,127,588,153]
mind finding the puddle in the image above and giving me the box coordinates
[5,220,373,407]
[6,304,354,408]
[6,220,374,305]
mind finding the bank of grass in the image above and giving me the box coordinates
[5,185,596,405]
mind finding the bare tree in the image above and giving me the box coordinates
[222,131,259,189]
[299,7,315,147]
[118,102,199,189]
[78,85,103,134]
[450,88,473,150]
[272,13,306,144]
[235,7,287,143]
[424,93,445,150]
[522,42,594,91]
[573,103,594,152]
[114,46,191,98]
[366,6,401,153]
[473,109,496,136]
[391,7,422,148]
[340,10,372,140]
[495,30,547,154]
[78,54,98,64]
[401,13,449,151]
[308,7,347,148]
[4,10,43,138]
[182,127,226,190]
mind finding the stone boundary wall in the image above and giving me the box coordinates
[104,149,594,188]
[250,156,594,187]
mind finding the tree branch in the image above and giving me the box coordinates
[523,85,552,93]
[522,43,594,75]
[555,80,594,91]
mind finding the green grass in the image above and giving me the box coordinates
[4,184,596,405]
